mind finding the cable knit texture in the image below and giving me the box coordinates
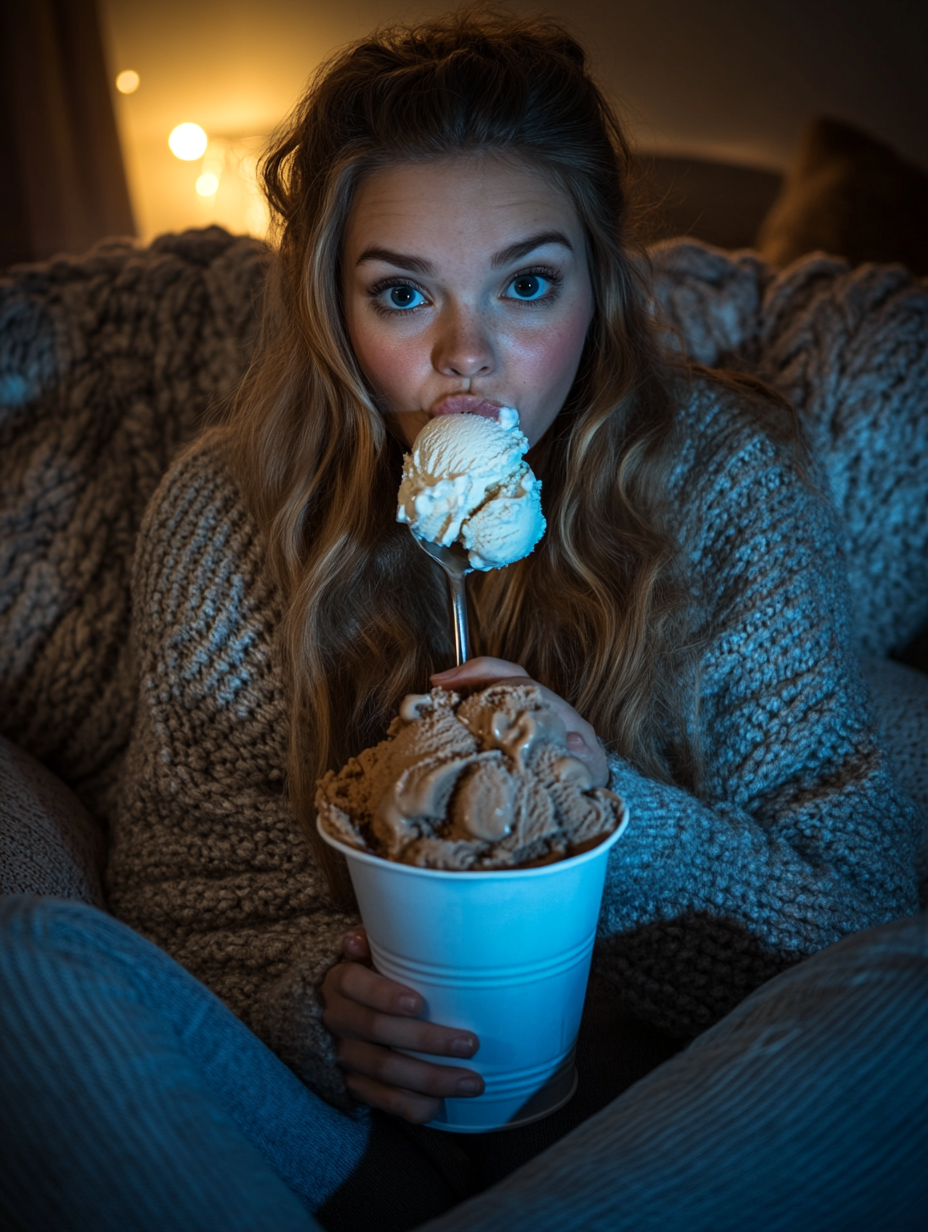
[597,378,919,1031]
[107,436,358,1110]
[105,377,919,1090]
[0,228,269,822]
[2,228,927,822]
[649,238,928,657]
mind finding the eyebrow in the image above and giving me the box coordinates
[355,230,574,274]
[490,231,574,268]
[355,247,435,275]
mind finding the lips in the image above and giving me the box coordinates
[431,394,502,420]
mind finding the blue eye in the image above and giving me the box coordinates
[384,284,426,310]
[506,274,549,301]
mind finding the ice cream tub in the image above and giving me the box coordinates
[318,814,627,1132]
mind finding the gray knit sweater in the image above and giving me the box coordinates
[105,371,920,1110]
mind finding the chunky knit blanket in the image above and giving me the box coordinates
[0,229,268,821]
[2,227,926,1106]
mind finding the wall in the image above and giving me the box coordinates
[99,0,928,244]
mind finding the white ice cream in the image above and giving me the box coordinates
[397,409,546,570]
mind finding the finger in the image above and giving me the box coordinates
[343,1072,443,1124]
[327,961,424,1016]
[322,964,481,1055]
[338,1039,484,1100]
[341,928,371,962]
[565,731,609,788]
[431,658,529,689]
[326,993,480,1057]
[565,729,598,764]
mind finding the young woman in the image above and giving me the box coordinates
[1,10,924,1231]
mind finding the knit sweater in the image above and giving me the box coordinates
[105,372,920,1110]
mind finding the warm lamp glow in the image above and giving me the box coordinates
[168,123,208,161]
[115,70,140,94]
[196,172,220,197]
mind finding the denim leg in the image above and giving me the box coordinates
[0,895,364,1232]
[420,911,928,1232]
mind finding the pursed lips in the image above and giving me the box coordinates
[429,394,503,420]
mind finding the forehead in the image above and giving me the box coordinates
[343,154,582,257]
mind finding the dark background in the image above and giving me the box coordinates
[1,0,927,267]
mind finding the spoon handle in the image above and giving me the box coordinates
[447,572,470,665]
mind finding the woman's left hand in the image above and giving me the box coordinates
[430,657,609,788]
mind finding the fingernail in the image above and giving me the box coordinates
[456,1077,482,1095]
[449,1035,476,1056]
[397,995,420,1013]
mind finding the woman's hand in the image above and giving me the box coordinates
[321,928,484,1123]
[432,657,609,788]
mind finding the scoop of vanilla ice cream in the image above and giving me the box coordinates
[397,409,546,570]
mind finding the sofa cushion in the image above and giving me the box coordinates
[0,735,106,906]
[859,658,928,906]
[756,116,928,274]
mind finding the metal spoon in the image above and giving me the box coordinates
[409,532,472,666]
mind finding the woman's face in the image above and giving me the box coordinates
[342,154,595,448]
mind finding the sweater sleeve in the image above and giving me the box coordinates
[106,435,360,1112]
[595,381,921,1036]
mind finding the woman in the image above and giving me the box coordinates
[1,9,923,1230]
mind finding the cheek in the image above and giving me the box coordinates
[514,314,590,400]
[348,319,424,406]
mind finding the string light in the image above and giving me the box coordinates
[168,123,208,161]
[196,172,220,197]
[115,70,140,94]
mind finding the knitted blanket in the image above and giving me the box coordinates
[649,240,928,660]
[0,228,268,820]
[1,227,927,826]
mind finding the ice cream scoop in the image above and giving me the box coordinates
[397,409,546,571]
[316,683,626,870]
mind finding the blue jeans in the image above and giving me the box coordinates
[1,896,926,1231]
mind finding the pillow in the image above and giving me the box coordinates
[756,116,928,274]
[0,735,106,906]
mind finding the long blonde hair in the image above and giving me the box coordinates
[225,9,713,903]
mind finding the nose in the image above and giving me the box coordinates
[431,306,495,379]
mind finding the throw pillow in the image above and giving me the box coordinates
[756,116,928,274]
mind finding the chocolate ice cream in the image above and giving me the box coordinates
[316,683,625,870]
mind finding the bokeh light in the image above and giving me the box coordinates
[115,70,140,94]
[168,123,208,161]
[196,172,220,197]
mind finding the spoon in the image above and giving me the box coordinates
[409,532,472,665]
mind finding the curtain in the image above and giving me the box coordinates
[0,0,135,267]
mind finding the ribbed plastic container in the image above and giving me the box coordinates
[318,812,627,1132]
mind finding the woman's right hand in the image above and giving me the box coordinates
[320,928,484,1123]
